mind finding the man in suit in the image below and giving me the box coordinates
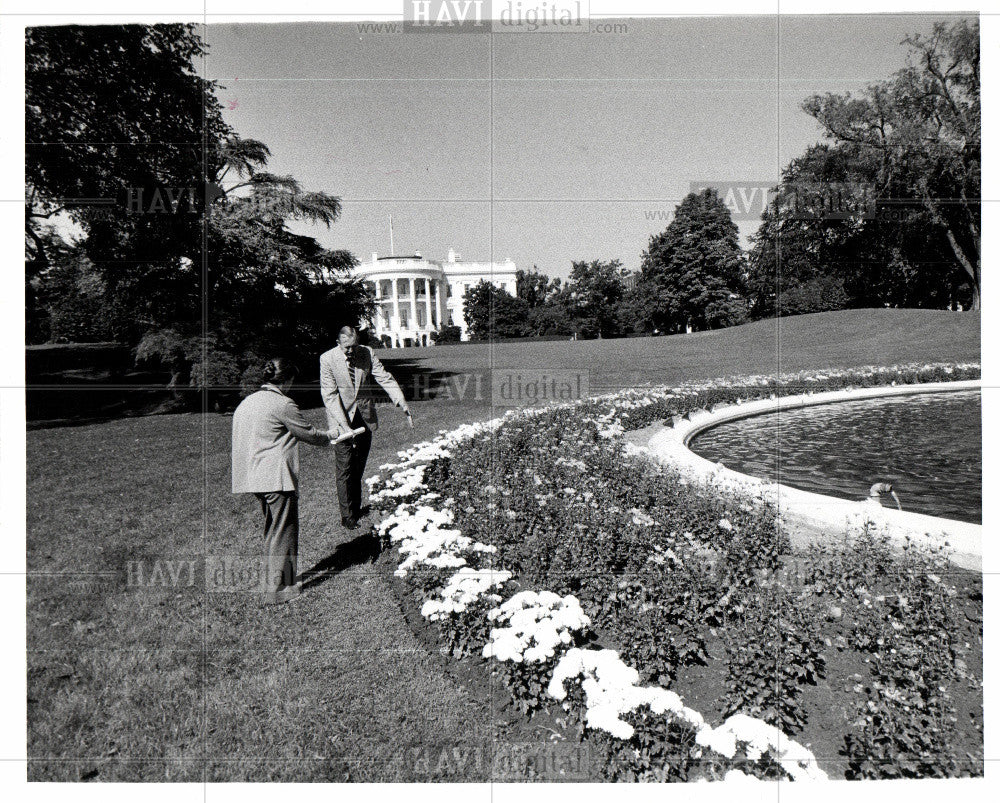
[320,325,412,529]
[232,357,334,604]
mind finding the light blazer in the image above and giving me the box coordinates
[319,344,406,435]
[231,384,330,494]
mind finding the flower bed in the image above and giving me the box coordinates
[368,362,983,781]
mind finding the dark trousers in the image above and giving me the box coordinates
[334,411,373,520]
[254,491,299,603]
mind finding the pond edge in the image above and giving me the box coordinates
[634,380,982,571]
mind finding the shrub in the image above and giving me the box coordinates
[431,325,463,344]
[722,582,827,735]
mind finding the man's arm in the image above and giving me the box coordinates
[319,353,352,433]
[368,349,408,410]
[278,400,333,446]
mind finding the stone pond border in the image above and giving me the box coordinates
[634,379,982,571]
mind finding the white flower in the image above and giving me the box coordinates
[701,714,828,781]
[696,724,737,759]
[630,508,657,527]
[483,592,590,664]
[369,464,429,503]
[547,648,704,739]
[420,569,512,621]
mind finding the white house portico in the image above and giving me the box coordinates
[354,249,517,347]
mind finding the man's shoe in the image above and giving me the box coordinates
[341,516,359,530]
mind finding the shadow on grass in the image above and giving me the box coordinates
[298,530,382,591]
[27,360,477,429]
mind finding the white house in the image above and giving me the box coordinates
[353,249,517,347]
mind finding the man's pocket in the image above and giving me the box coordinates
[358,396,379,432]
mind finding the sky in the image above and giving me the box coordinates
[201,13,971,279]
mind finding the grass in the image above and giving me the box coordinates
[27,400,500,781]
[25,309,981,781]
[380,309,981,397]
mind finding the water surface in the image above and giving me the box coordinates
[690,390,981,523]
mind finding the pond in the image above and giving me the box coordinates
[690,389,982,524]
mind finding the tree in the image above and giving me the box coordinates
[26,24,225,277]
[26,24,371,409]
[636,189,748,333]
[801,19,980,308]
[431,325,463,344]
[516,266,559,308]
[746,141,970,318]
[463,281,530,341]
[527,297,574,337]
[26,226,81,343]
[564,259,628,338]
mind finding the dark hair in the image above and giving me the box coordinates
[262,357,299,384]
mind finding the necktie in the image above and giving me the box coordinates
[345,348,358,389]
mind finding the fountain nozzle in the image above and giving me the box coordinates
[869,482,902,512]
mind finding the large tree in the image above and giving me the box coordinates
[745,143,965,318]
[132,140,371,398]
[635,189,748,333]
[800,19,980,308]
[564,259,628,339]
[25,25,222,274]
[26,24,370,405]
[463,281,530,341]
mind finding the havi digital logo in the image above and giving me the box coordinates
[404,1,588,33]
[404,0,490,32]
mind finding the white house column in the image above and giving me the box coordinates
[424,279,433,332]
[392,279,400,333]
[409,278,417,338]
[435,282,442,329]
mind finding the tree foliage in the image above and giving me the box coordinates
[563,260,629,338]
[748,19,980,315]
[633,189,748,333]
[464,281,530,341]
[25,24,370,402]
[465,261,630,341]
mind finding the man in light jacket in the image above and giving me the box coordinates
[232,357,334,605]
[320,326,411,529]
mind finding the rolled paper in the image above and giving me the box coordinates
[330,426,367,445]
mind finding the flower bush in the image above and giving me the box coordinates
[483,591,593,714]
[369,361,981,781]
[547,647,706,739]
[802,526,977,778]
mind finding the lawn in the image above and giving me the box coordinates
[380,308,980,399]
[25,309,981,781]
